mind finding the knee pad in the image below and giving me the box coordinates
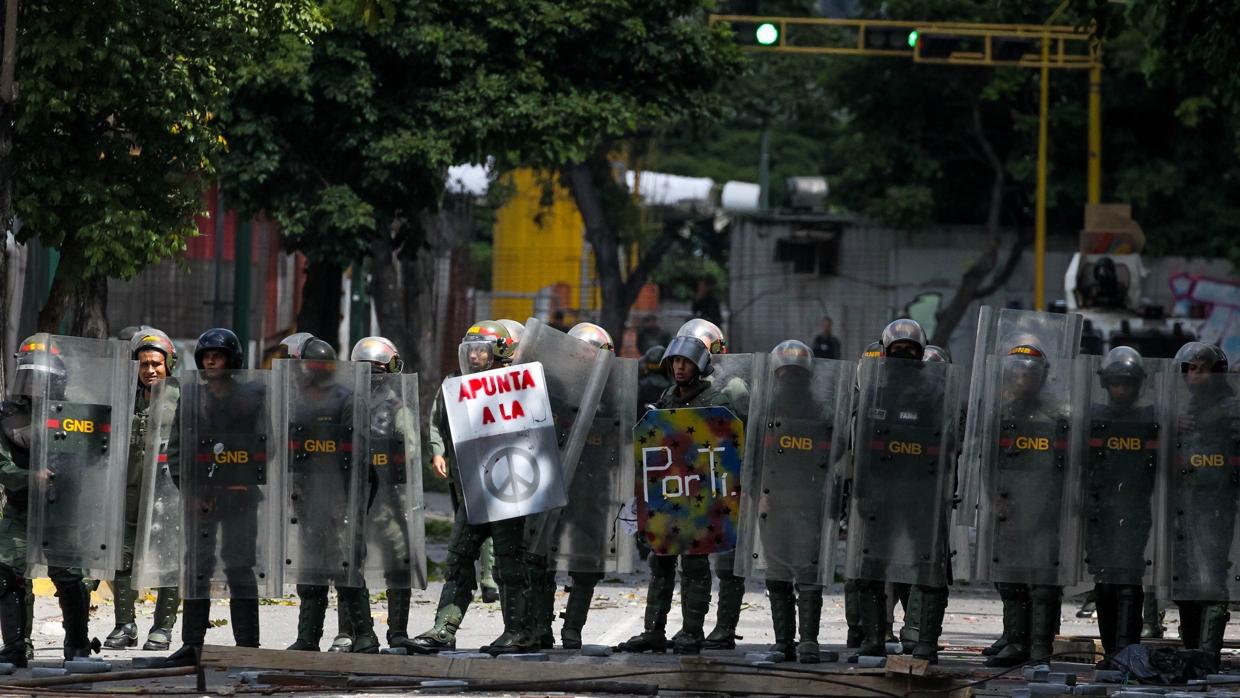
[680,555,711,580]
[1030,585,1062,605]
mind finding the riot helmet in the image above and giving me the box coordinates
[131,328,177,388]
[641,344,665,377]
[568,322,614,352]
[1099,346,1145,410]
[676,318,727,355]
[130,328,177,370]
[459,320,511,375]
[661,335,712,384]
[861,341,884,360]
[12,335,67,400]
[497,319,525,352]
[923,345,952,363]
[770,339,813,374]
[1173,341,1227,375]
[195,328,244,369]
[351,336,404,374]
[1003,344,1049,398]
[278,332,337,361]
[881,319,926,361]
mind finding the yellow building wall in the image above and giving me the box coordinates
[491,169,598,323]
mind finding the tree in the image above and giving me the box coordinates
[493,2,745,350]
[221,0,744,373]
[8,1,321,338]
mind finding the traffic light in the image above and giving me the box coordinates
[755,22,779,46]
[863,26,916,52]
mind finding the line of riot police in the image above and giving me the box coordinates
[0,305,1235,675]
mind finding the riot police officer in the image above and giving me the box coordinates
[617,335,740,655]
[167,328,267,667]
[525,322,618,649]
[410,321,537,655]
[983,344,1069,668]
[638,344,669,409]
[1167,342,1237,673]
[0,338,97,665]
[675,318,748,650]
[281,334,380,654]
[1079,347,1161,663]
[104,329,182,651]
[843,340,884,649]
[346,336,421,651]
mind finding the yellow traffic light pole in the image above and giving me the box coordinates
[710,14,1102,310]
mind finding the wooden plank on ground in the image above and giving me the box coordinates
[886,654,930,676]
[200,646,973,697]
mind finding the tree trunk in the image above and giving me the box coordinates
[0,0,17,381]
[929,101,1019,348]
[295,259,343,352]
[68,275,107,339]
[565,157,682,354]
[37,239,87,333]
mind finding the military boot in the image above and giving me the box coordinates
[532,571,556,649]
[703,572,745,650]
[848,583,887,661]
[22,581,33,661]
[478,538,500,603]
[982,584,1011,656]
[1198,603,1229,675]
[1026,585,1066,659]
[385,588,412,649]
[1113,586,1144,657]
[408,599,464,654]
[1094,585,1118,657]
[900,585,923,655]
[616,572,674,653]
[287,585,328,651]
[144,587,180,651]
[673,568,711,655]
[105,576,140,649]
[911,585,948,664]
[230,598,261,648]
[54,576,94,660]
[0,588,28,668]
[560,581,596,650]
[844,580,863,648]
[766,584,797,662]
[1178,601,1202,649]
[166,598,210,667]
[797,588,823,664]
[329,599,353,652]
[339,587,379,654]
[1141,593,1164,639]
[986,588,1031,668]
[482,583,538,655]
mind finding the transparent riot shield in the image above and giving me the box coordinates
[734,357,852,585]
[959,307,1084,526]
[1071,356,1171,589]
[532,358,638,574]
[1154,372,1240,601]
[846,358,961,587]
[709,353,759,420]
[275,359,369,589]
[974,353,1082,586]
[28,334,136,579]
[132,378,182,590]
[179,369,282,599]
[363,373,426,591]
[513,318,612,487]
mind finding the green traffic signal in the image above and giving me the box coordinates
[907,29,919,48]
[755,23,779,46]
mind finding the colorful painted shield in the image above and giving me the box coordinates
[634,406,744,556]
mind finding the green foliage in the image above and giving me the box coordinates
[13,1,323,280]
